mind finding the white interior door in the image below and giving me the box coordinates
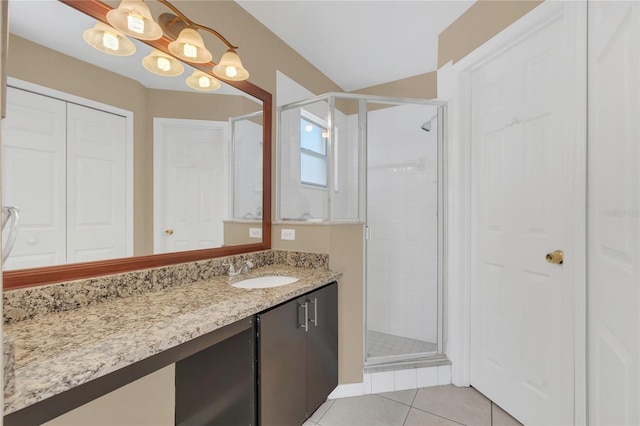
[154,118,228,254]
[66,103,127,263]
[587,2,640,424]
[1,87,66,269]
[469,13,576,426]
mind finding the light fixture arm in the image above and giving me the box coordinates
[155,0,238,50]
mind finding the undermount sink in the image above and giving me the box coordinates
[231,275,299,289]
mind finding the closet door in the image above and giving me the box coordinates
[1,87,66,269]
[66,103,127,263]
[587,1,640,424]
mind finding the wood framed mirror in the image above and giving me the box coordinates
[2,0,272,289]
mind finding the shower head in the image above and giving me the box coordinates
[421,113,438,132]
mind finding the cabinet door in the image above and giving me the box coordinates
[306,283,338,414]
[258,298,307,426]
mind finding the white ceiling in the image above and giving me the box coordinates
[8,0,474,95]
[236,0,475,92]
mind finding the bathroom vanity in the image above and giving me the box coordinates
[3,250,340,425]
[259,283,338,426]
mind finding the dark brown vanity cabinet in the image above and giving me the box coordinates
[257,283,338,426]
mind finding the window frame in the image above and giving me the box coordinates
[299,110,329,189]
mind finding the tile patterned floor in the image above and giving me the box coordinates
[304,385,523,426]
[367,331,438,358]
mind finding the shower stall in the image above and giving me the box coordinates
[277,93,446,368]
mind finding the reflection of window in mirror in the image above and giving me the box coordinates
[300,113,328,188]
[231,111,263,220]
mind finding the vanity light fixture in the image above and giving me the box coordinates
[186,69,221,91]
[168,28,212,64]
[83,0,250,89]
[106,0,163,41]
[142,48,184,76]
[106,0,250,81]
[83,21,136,56]
[212,48,249,81]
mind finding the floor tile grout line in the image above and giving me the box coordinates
[313,399,335,425]
[376,391,418,409]
[409,389,419,407]
[408,405,467,426]
[401,404,412,426]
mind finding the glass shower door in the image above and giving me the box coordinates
[365,101,442,364]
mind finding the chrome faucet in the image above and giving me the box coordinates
[227,260,254,277]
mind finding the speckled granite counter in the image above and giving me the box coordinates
[3,252,341,416]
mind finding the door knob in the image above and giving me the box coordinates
[546,250,564,264]
[165,229,174,236]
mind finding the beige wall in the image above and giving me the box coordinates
[223,221,263,246]
[351,71,437,100]
[44,365,175,426]
[438,0,543,68]
[273,223,364,384]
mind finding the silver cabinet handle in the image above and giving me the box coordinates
[299,302,309,332]
[309,297,318,327]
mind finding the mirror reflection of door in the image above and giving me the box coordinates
[2,86,130,270]
[153,118,228,254]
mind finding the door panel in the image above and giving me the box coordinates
[66,103,127,263]
[154,119,227,254]
[470,14,574,425]
[588,1,640,424]
[1,87,66,268]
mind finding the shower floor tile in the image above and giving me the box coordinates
[367,331,437,358]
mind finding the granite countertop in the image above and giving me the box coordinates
[3,264,341,415]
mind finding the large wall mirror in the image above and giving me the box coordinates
[2,0,272,289]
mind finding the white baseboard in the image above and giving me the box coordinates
[328,365,452,400]
[328,383,365,399]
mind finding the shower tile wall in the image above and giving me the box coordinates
[366,104,438,344]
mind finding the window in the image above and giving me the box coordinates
[300,116,328,187]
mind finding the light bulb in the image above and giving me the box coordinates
[127,14,144,34]
[225,66,238,78]
[156,57,171,72]
[198,76,211,88]
[183,44,197,59]
[102,32,120,51]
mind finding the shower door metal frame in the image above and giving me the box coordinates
[276,93,448,368]
[362,99,448,368]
